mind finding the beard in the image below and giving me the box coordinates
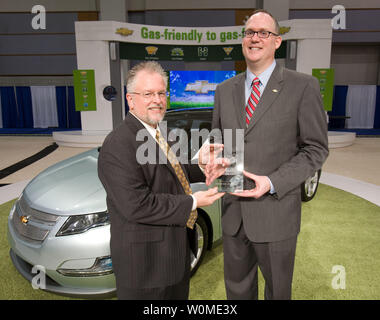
[143,104,166,127]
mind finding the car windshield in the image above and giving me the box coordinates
[164,109,213,162]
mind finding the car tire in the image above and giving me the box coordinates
[190,214,209,277]
[301,169,321,202]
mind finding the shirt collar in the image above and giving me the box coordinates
[130,111,160,139]
[246,60,276,89]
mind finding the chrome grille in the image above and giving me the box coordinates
[18,196,59,224]
[11,195,60,243]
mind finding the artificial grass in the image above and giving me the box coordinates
[1,184,380,300]
[190,183,380,300]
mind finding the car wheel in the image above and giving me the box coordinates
[301,169,321,202]
[190,214,209,277]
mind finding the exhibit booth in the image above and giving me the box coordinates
[53,19,352,148]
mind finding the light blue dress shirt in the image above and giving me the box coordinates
[245,60,276,103]
[244,60,277,194]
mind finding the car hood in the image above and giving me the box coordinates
[23,148,106,216]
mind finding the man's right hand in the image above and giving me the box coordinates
[198,143,224,171]
[193,187,225,207]
[204,157,230,186]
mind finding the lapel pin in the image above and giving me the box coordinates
[272,89,279,93]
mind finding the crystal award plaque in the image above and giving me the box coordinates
[215,155,244,192]
[207,128,244,193]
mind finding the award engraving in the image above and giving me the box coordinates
[216,155,244,192]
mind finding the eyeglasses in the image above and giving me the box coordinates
[130,91,167,100]
[243,30,278,39]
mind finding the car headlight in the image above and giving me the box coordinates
[56,212,109,236]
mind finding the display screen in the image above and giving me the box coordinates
[169,70,236,109]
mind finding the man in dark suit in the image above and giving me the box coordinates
[206,10,329,299]
[98,61,223,299]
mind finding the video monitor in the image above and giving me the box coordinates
[169,70,236,109]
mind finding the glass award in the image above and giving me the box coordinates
[215,155,244,193]
[210,129,245,193]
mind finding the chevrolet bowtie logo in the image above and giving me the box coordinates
[279,26,291,35]
[115,28,134,36]
[20,215,29,224]
[185,80,217,94]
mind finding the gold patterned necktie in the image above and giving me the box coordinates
[155,129,197,229]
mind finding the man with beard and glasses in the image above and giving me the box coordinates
[98,61,224,299]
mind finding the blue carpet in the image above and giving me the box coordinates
[0,128,81,136]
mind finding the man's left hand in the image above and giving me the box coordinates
[230,170,271,199]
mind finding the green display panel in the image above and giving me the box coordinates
[73,69,97,111]
[312,68,335,111]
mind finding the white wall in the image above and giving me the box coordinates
[279,19,332,75]
[297,39,331,74]
[75,39,113,133]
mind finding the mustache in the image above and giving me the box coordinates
[147,104,164,110]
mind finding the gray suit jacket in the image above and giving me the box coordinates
[98,113,203,291]
[212,64,329,242]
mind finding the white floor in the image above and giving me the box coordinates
[320,172,380,207]
[0,180,30,205]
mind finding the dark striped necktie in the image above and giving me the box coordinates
[245,77,261,126]
[155,130,197,229]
